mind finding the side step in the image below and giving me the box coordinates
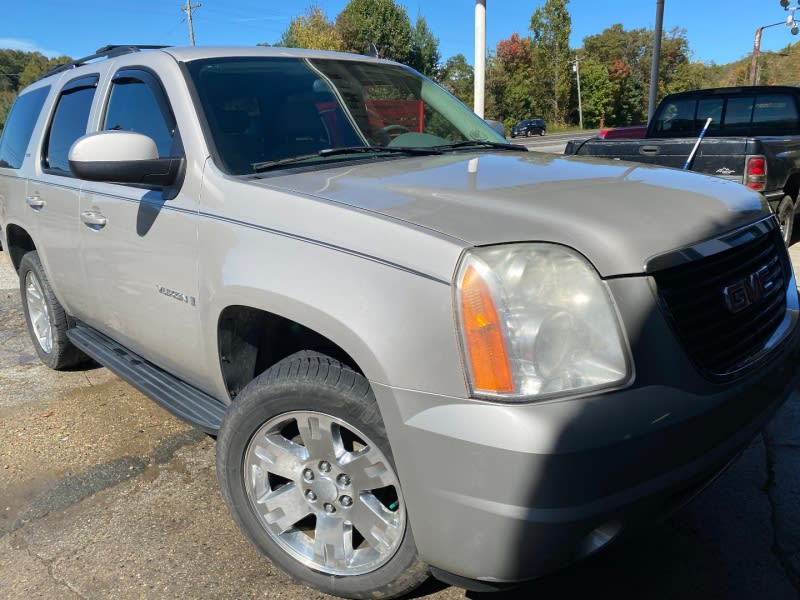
[67,325,227,434]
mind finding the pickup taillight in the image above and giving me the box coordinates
[745,155,767,191]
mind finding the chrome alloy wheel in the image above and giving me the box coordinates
[25,270,53,353]
[244,411,406,576]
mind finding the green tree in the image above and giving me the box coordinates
[529,0,572,125]
[0,50,72,134]
[408,13,440,78]
[335,0,412,62]
[579,59,615,128]
[277,5,343,51]
[439,53,473,106]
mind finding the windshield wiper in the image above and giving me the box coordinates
[252,146,443,173]
[252,153,321,173]
[319,146,443,157]
[433,140,528,152]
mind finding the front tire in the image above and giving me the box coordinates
[19,251,87,370]
[216,351,428,599]
[776,195,795,246]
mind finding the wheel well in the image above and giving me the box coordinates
[217,305,363,400]
[784,174,800,206]
[5,224,36,271]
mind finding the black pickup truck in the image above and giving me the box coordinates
[565,86,800,244]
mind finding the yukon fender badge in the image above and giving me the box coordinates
[156,284,197,307]
[715,167,736,175]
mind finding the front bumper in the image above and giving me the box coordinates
[373,276,800,583]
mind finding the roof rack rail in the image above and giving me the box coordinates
[40,45,170,80]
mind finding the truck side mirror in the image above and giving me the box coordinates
[68,131,184,187]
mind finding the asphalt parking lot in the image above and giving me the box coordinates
[1,245,799,600]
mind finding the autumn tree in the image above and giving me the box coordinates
[529,0,572,125]
[278,5,343,51]
[583,25,647,125]
[491,33,536,129]
[336,0,412,62]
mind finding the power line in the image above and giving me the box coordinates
[182,0,202,46]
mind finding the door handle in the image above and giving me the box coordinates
[639,146,660,155]
[80,210,108,229]
[26,195,46,211]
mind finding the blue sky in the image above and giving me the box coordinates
[2,0,798,66]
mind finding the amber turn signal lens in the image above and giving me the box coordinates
[459,265,514,393]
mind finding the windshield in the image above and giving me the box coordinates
[186,56,507,175]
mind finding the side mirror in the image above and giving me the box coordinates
[484,119,506,138]
[68,131,184,187]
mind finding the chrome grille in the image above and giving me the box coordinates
[651,224,790,378]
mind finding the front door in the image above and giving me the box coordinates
[78,69,207,391]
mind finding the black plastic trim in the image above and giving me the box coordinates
[430,567,516,593]
[69,157,185,186]
[66,325,226,434]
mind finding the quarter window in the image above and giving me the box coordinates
[43,76,98,174]
[0,86,50,169]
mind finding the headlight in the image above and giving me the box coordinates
[454,243,630,401]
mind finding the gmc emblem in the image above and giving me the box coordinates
[722,265,774,313]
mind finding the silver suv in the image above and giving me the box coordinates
[1,45,799,599]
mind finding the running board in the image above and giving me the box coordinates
[67,325,226,434]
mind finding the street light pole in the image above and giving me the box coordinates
[748,21,784,85]
[573,58,583,130]
[474,0,486,119]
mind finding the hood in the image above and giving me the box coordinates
[253,151,768,277]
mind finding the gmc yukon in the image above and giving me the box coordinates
[1,46,798,599]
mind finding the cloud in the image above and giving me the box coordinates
[0,38,65,58]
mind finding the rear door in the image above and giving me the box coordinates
[28,74,99,318]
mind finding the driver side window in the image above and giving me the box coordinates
[103,70,178,157]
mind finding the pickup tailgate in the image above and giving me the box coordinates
[567,137,749,182]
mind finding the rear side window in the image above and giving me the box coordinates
[0,86,50,169]
[43,75,98,174]
[652,97,696,136]
[103,70,177,157]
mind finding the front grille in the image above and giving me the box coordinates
[651,225,790,378]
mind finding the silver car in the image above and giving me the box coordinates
[0,46,798,599]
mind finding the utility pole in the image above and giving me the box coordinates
[748,21,784,85]
[573,58,583,130]
[647,0,664,124]
[182,0,202,46]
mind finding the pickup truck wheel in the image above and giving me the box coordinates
[216,351,428,599]
[776,195,795,246]
[19,251,87,370]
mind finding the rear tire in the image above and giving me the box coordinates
[19,251,87,370]
[776,195,795,246]
[216,351,429,599]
